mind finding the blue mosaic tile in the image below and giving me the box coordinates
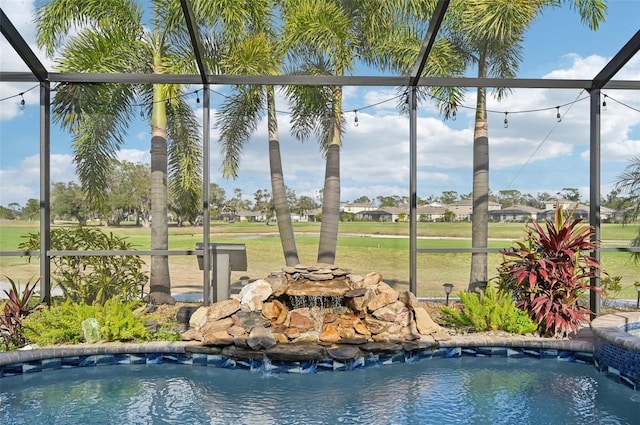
[41,358,61,370]
[444,347,461,358]
[462,348,478,356]
[235,358,252,370]
[300,361,317,374]
[418,349,435,360]
[146,354,162,364]
[191,353,208,366]
[404,351,420,363]
[349,357,365,370]
[161,355,179,363]
[558,351,576,362]
[364,353,380,368]
[523,349,541,358]
[206,356,236,369]
[540,349,558,359]
[129,354,147,364]
[61,356,81,367]
[114,354,131,365]
[332,360,347,371]
[79,356,96,367]
[507,348,524,357]
[22,363,42,374]
[271,361,302,374]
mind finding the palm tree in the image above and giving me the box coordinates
[35,0,260,304]
[437,0,606,290]
[216,14,301,266]
[281,0,444,264]
[614,155,640,262]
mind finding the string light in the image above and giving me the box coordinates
[3,85,639,129]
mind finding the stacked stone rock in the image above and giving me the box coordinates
[181,264,447,361]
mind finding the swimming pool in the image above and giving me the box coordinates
[1,357,637,424]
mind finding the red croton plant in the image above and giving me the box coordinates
[498,204,604,338]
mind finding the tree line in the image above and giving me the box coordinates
[3,161,635,223]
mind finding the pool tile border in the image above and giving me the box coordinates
[0,334,596,379]
[591,312,640,390]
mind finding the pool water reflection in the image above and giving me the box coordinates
[1,357,637,424]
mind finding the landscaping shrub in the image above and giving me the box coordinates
[23,298,149,345]
[497,205,603,338]
[19,226,147,304]
[0,277,42,350]
[440,286,537,335]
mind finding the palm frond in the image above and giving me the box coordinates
[215,86,266,178]
[166,95,202,217]
[36,0,142,57]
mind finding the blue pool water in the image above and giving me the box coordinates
[1,357,638,425]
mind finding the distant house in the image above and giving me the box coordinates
[416,205,447,222]
[236,209,265,222]
[539,199,615,221]
[306,208,322,222]
[342,202,377,214]
[445,199,502,221]
[358,207,407,222]
[489,205,543,222]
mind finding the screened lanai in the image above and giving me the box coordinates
[2,0,640,315]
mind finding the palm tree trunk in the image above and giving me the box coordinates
[149,80,174,305]
[317,88,342,265]
[267,87,299,266]
[469,47,489,292]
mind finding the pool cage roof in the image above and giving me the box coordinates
[2,0,640,313]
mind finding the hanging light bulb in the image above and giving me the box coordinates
[19,93,25,110]
[556,106,561,122]
[140,107,144,118]
[602,95,607,111]
[353,110,359,127]
[196,90,200,104]
[503,112,509,128]
[451,105,457,121]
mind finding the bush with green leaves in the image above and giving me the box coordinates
[23,297,150,345]
[600,275,623,308]
[19,226,147,304]
[440,286,538,335]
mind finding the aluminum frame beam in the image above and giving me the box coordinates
[0,8,48,81]
[407,0,450,295]
[5,72,640,90]
[592,29,640,90]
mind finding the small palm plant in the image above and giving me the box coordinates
[498,204,604,338]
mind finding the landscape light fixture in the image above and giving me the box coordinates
[443,283,454,306]
[636,285,640,309]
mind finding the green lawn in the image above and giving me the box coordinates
[1,220,638,299]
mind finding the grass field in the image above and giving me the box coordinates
[1,220,639,299]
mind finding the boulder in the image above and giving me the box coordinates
[235,279,273,311]
[208,298,240,321]
[247,326,277,350]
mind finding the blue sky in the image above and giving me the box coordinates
[1,0,639,208]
